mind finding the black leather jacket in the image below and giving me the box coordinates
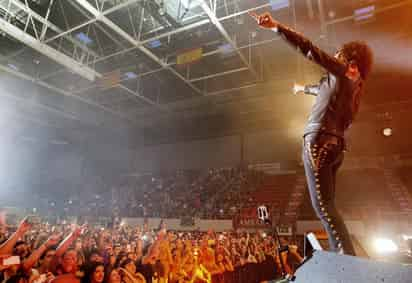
[277,24,364,139]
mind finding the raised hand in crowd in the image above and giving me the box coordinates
[0,217,32,255]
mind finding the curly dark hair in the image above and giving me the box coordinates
[340,41,373,79]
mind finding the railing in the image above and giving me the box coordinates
[210,259,278,283]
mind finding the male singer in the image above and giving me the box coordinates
[251,12,373,255]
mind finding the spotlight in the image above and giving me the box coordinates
[374,238,398,254]
[383,128,393,137]
[158,1,166,16]
[30,0,50,6]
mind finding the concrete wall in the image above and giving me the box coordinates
[130,130,300,172]
[134,135,242,171]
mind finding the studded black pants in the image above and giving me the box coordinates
[302,133,355,255]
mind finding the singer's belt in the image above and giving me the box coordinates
[304,131,344,146]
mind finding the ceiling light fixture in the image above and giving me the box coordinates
[158,1,166,16]
[382,128,392,137]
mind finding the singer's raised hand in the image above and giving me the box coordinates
[249,12,278,29]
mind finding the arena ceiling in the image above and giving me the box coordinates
[0,0,412,149]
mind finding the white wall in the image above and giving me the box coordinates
[130,129,301,172]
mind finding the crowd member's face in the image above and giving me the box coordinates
[184,240,192,252]
[231,246,237,255]
[90,239,97,248]
[114,246,121,255]
[75,241,82,251]
[92,265,105,283]
[241,245,247,255]
[83,238,91,248]
[62,250,77,273]
[108,269,121,283]
[43,250,56,266]
[167,231,174,240]
[176,240,184,250]
[15,243,30,258]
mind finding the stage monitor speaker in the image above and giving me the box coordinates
[293,251,412,283]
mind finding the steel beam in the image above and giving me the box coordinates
[72,67,163,94]
[47,0,143,43]
[5,0,158,107]
[5,0,99,58]
[95,2,274,61]
[64,0,129,51]
[0,63,137,124]
[73,37,281,94]
[0,17,99,81]
[73,0,203,95]
[200,1,259,78]
[36,2,275,81]
[189,67,249,82]
[45,1,273,69]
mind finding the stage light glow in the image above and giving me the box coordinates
[123,72,138,80]
[149,40,162,48]
[293,83,304,94]
[158,1,166,16]
[402,235,412,240]
[354,5,375,22]
[383,128,392,137]
[373,238,398,254]
[75,32,93,45]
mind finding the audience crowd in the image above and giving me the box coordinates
[60,168,264,220]
[0,217,303,283]
[112,168,265,219]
